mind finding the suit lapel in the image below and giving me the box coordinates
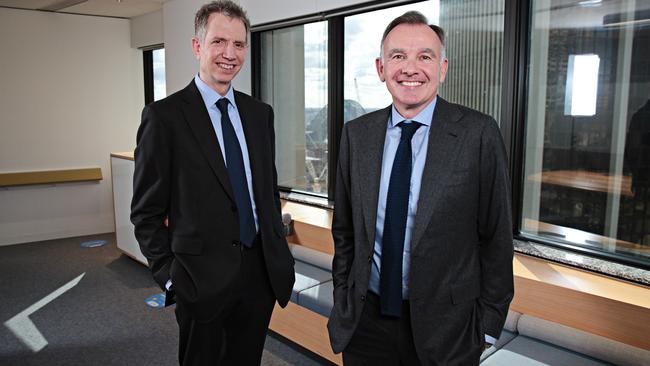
[180,81,235,202]
[360,107,391,251]
[411,98,466,251]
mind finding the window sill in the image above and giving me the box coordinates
[279,190,333,210]
[514,239,649,286]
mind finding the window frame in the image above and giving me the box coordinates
[142,44,164,105]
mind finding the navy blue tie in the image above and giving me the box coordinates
[380,121,422,317]
[216,98,256,247]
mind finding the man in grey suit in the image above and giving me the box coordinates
[328,11,513,365]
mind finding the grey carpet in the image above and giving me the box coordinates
[0,233,331,365]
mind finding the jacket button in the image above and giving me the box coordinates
[367,255,372,263]
[360,295,366,301]
[232,240,240,246]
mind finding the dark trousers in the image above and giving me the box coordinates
[174,238,276,366]
[343,292,421,366]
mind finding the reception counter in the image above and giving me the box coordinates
[110,152,146,264]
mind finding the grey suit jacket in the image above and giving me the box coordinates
[327,97,514,365]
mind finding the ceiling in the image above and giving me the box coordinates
[0,0,166,18]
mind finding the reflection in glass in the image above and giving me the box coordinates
[260,22,328,196]
[564,54,600,117]
[522,0,650,264]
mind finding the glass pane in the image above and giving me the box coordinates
[522,0,650,264]
[344,0,504,124]
[260,22,328,196]
[152,48,166,101]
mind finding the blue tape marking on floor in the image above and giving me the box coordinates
[145,293,166,309]
[80,240,107,248]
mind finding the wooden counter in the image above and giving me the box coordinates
[110,152,146,264]
[282,200,334,255]
[0,168,102,187]
[110,151,134,161]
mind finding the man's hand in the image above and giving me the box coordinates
[482,342,492,352]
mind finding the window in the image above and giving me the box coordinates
[143,47,166,104]
[254,0,648,270]
[259,22,329,195]
[521,0,650,264]
[257,0,504,197]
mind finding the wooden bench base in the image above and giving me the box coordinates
[269,302,342,365]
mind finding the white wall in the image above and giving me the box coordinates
[0,8,143,245]
[131,9,163,49]
[243,0,373,25]
[162,0,373,95]
[163,0,204,95]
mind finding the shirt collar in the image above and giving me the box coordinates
[194,74,236,110]
[390,96,437,128]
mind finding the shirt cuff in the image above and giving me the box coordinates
[165,279,173,291]
[485,334,497,345]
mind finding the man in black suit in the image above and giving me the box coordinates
[328,11,513,365]
[130,1,294,365]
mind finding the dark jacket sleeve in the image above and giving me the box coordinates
[268,106,282,217]
[331,124,355,293]
[477,118,514,338]
[130,104,173,290]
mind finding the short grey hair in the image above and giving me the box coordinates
[379,11,446,63]
[194,0,250,43]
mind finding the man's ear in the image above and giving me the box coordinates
[439,58,449,84]
[375,57,385,82]
[191,37,201,60]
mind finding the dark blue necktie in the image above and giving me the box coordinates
[380,121,422,317]
[216,98,256,247]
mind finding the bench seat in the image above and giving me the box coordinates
[292,259,331,303]
[481,314,650,365]
[297,280,334,317]
[482,336,610,365]
[286,243,650,366]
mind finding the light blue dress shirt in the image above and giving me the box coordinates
[194,74,259,232]
[368,98,435,299]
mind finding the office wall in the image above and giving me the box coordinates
[0,8,143,245]
[163,0,204,95]
[163,0,374,95]
[131,9,163,49]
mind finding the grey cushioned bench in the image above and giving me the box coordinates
[288,243,650,365]
[481,314,650,365]
[289,244,334,317]
[480,310,520,361]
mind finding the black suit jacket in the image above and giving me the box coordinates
[131,80,295,322]
[328,98,514,365]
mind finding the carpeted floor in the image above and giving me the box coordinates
[0,233,331,365]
